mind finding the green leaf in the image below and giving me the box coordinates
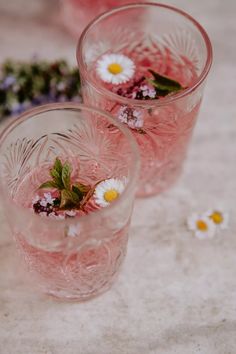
[72,185,84,201]
[54,157,63,175]
[148,70,183,96]
[50,168,62,186]
[62,162,71,190]
[73,182,91,194]
[39,180,58,189]
[60,189,80,209]
[49,158,64,189]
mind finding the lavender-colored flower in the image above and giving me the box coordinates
[132,84,156,100]
[44,192,55,205]
[139,85,156,98]
[32,192,59,216]
[2,75,16,89]
[118,106,144,130]
[10,102,25,116]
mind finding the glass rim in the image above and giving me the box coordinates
[0,102,140,226]
[77,2,213,107]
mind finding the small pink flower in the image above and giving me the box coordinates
[118,106,144,130]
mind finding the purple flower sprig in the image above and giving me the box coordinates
[0,59,81,119]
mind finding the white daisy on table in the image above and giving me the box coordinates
[94,178,126,207]
[187,213,216,240]
[206,208,229,230]
[96,53,135,85]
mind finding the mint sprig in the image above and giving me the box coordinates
[39,158,91,210]
[148,69,184,97]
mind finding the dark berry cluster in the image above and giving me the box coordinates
[33,198,60,216]
[116,76,146,98]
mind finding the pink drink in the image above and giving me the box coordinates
[77,3,212,197]
[12,160,129,300]
[0,104,139,300]
[83,45,200,196]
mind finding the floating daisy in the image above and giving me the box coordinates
[206,208,229,230]
[94,178,126,207]
[187,213,216,240]
[96,54,135,85]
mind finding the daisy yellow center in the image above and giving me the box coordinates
[210,211,223,224]
[104,189,119,203]
[108,63,123,75]
[196,220,208,231]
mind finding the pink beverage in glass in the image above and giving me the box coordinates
[77,3,213,197]
[60,0,139,38]
[0,103,139,301]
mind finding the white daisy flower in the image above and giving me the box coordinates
[96,53,135,85]
[187,213,216,240]
[118,106,144,130]
[205,208,229,230]
[94,178,126,207]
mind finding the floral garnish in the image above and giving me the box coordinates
[32,193,60,217]
[39,158,91,211]
[0,59,81,119]
[96,54,135,85]
[148,69,184,97]
[94,178,126,207]
[134,85,156,99]
[117,106,144,130]
[187,213,216,240]
[206,208,229,230]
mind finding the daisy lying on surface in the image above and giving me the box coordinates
[187,208,229,240]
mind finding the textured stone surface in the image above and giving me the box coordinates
[0,1,236,353]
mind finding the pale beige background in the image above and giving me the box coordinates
[0,1,236,353]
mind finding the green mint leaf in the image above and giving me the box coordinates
[54,157,63,175]
[50,168,63,188]
[60,189,79,209]
[73,182,91,194]
[39,181,58,189]
[62,162,72,190]
[72,185,84,201]
[148,70,183,96]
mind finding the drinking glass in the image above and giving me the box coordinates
[0,103,139,301]
[77,3,213,197]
